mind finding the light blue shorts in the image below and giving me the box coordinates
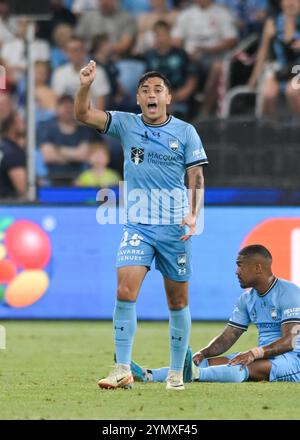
[226,352,300,382]
[269,352,300,382]
[116,223,192,281]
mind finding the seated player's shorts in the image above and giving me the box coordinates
[227,351,300,382]
[116,223,192,281]
[269,352,300,382]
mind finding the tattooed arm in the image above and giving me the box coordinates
[229,323,300,368]
[263,323,300,357]
[193,325,245,365]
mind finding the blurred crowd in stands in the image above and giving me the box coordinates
[0,0,300,198]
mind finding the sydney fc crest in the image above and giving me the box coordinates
[169,139,179,151]
[177,254,187,267]
[271,308,278,320]
[131,147,144,165]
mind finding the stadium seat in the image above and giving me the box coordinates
[218,34,260,118]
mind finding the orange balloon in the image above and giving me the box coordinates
[5,270,49,308]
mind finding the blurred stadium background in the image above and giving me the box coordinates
[0,0,300,420]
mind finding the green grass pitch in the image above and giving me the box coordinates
[0,320,299,420]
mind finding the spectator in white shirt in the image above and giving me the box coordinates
[1,18,50,84]
[0,0,16,46]
[52,36,110,110]
[173,0,237,55]
[172,0,238,115]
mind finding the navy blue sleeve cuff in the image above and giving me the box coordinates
[186,159,209,169]
[228,321,248,331]
[96,111,111,134]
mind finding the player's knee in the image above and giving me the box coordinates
[247,360,271,381]
[168,298,188,310]
[117,283,132,301]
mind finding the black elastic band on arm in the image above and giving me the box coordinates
[96,111,111,134]
[186,159,208,170]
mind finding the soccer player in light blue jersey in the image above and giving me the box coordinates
[131,245,300,383]
[75,61,208,390]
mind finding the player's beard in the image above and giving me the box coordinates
[238,278,247,288]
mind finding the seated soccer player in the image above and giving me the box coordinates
[131,245,300,383]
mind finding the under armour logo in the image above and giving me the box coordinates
[114,326,124,331]
[172,336,182,341]
[151,131,160,138]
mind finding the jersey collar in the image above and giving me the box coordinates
[141,115,172,128]
[257,277,278,297]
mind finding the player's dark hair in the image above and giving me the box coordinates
[137,71,172,92]
[239,245,272,261]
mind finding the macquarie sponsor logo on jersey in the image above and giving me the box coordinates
[147,151,180,166]
[131,147,144,165]
[257,322,280,329]
[241,218,300,287]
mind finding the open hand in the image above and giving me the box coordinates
[180,214,197,241]
[192,350,205,366]
[228,350,255,369]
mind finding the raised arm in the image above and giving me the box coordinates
[74,60,108,131]
[193,324,245,365]
[263,322,300,357]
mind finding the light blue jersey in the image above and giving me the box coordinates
[101,111,208,224]
[228,278,300,353]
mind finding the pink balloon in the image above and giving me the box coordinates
[4,220,51,269]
